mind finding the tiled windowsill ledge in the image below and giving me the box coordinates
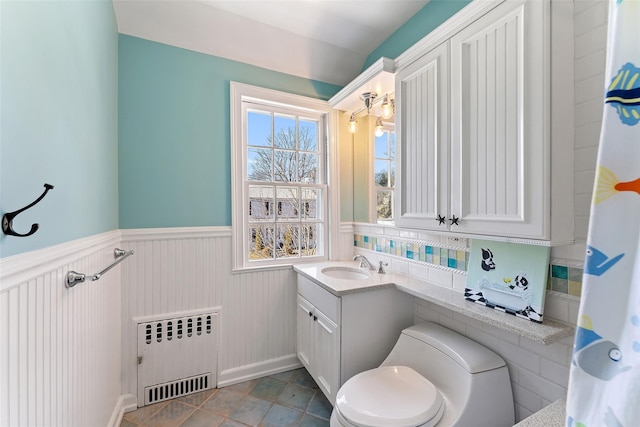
[294,262,575,345]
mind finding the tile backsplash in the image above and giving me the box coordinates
[353,232,584,297]
[354,233,469,271]
[549,263,583,297]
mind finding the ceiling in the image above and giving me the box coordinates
[113,0,430,87]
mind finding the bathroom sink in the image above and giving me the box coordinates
[321,266,370,280]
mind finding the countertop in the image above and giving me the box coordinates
[293,261,574,345]
[513,397,566,427]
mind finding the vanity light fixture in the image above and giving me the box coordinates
[380,94,394,119]
[374,117,384,137]
[360,92,377,114]
[349,113,358,134]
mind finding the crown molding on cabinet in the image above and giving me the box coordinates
[395,0,506,72]
[328,57,395,112]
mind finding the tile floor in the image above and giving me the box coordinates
[120,368,332,427]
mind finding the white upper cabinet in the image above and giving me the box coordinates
[395,0,573,244]
[396,42,450,230]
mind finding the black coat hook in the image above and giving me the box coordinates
[2,183,54,237]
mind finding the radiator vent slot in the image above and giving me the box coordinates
[144,373,212,405]
[137,310,219,407]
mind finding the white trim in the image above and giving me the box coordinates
[0,230,121,292]
[217,354,302,387]
[107,394,137,427]
[120,226,232,241]
[328,57,395,111]
[327,109,341,261]
[395,0,506,72]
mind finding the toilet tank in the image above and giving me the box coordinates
[381,322,514,427]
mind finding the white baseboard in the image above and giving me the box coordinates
[217,354,302,388]
[107,394,137,427]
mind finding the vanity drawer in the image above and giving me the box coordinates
[297,275,341,324]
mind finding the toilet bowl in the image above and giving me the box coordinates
[330,322,514,427]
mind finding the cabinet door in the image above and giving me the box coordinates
[296,295,314,371]
[450,0,549,238]
[395,42,450,230]
[313,309,340,404]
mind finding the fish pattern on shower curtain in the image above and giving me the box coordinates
[566,1,640,426]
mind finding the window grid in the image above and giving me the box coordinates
[244,105,326,263]
[374,128,395,222]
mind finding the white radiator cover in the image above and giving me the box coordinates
[137,310,219,406]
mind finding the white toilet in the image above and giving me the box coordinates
[330,322,514,427]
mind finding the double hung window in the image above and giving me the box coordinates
[231,83,330,269]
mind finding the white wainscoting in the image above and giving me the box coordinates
[0,231,123,427]
[120,227,301,404]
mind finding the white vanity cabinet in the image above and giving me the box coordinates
[296,274,415,404]
[395,0,573,244]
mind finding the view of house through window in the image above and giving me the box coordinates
[245,107,326,262]
[374,128,395,222]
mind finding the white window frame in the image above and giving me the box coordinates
[230,82,339,271]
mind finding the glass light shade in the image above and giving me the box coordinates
[349,114,358,134]
[374,117,384,137]
[381,96,394,119]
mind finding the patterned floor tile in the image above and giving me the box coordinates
[180,409,225,427]
[229,395,272,426]
[260,404,303,427]
[201,389,245,417]
[144,401,195,427]
[291,369,318,389]
[299,414,330,427]
[306,392,331,420]
[177,389,217,408]
[250,377,287,402]
[276,383,315,411]
[121,368,333,427]
[124,401,168,424]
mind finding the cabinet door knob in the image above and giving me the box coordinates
[313,315,317,321]
[308,312,313,317]
[450,215,460,226]
[436,215,446,225]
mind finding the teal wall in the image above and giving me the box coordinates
[118,35,341,228]
[363,0,471,70]
[0,1,119,258]
[0,1,471,257]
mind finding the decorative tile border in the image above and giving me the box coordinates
[354,234,469,272]
[354,232,584,298]
[549,263,583,297]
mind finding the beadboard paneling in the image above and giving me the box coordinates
[0,232,122,427]
[120,227,299,400]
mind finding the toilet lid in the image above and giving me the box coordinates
[335,366,444,427]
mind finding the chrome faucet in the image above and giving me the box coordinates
[377,261,388,274]
[353,255,376,271]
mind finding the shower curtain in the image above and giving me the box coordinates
[566,1,640,426]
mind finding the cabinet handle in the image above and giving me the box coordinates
[436,214,446,225]
[308,312,313,317]
[313,315,317,321]
[449,215,460,226]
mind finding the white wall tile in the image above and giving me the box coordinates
[452,273,467,293]
[541,358,571,388]
[480,322,520,345]
[518,366,567,403]
[465,324,501,353]
[498,340,542,373]
[512,383,544,414]
[428,267,452,288]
